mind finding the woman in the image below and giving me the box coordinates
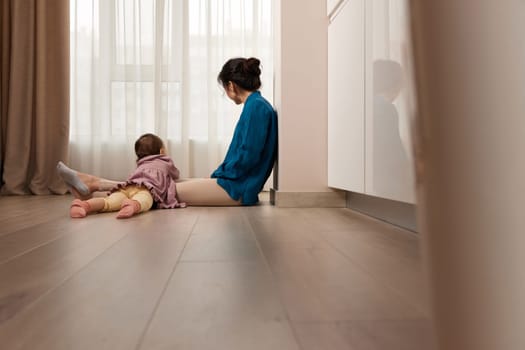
[57,57,278,206]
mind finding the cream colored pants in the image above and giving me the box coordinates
[175,178,241,206]
[101,185,153,213]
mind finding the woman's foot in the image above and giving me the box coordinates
[57,161,100,198]
[67,185,93,200]
[116,199,141,219]
[70,199,91,218]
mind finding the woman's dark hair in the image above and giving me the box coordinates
[217,57,261,91]
[135,133,164,160]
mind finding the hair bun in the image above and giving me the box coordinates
[244,57,261,76]
[218,57,262,91]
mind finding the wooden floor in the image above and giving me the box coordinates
[0,194,435,350]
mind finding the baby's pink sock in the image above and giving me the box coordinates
[70,199,91,218]
[116,199,141,219]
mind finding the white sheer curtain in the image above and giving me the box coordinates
[69,0,273,181]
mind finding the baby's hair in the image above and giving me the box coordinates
[217,57,262,91]
[135,133,164,160]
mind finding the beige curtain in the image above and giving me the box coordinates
[0,0,69,195]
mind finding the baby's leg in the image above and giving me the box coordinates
[70,198,106,218]
[100,191,128,212]
[116,187,153,219]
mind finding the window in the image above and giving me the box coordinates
[70,0,273,179]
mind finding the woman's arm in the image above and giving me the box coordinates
[212,107,272,180]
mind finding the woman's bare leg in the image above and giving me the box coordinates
[176,178,241,206]
[57,161,124,198]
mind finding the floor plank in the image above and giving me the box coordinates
[0,195,70,237]
[139,261,300,350]
[0,218,89,265]
[247,206,429,316]
[0,215,128,326]
[0,208,197,350]
[259,240,423,322]
[321,229,429,316]
[180,209,262,262]
[294,319,436,350]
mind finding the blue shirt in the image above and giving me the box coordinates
[211,91,278,205]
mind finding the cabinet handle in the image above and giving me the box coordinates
[329,0,349,23]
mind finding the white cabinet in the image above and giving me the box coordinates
[328,0,416,203]
[327,0,365,192]
[364,0,415,203]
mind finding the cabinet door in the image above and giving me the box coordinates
[364,0,415,203]
[328,0,365,192]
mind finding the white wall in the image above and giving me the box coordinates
[273,0,332,194]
